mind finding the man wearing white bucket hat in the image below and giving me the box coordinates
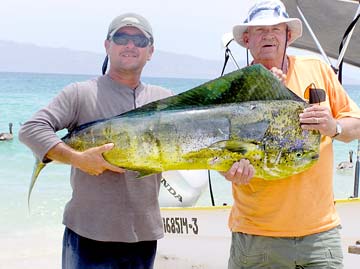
[222,0,360,268]
[233,0,302,77]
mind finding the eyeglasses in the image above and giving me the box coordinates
[111,33,151,48]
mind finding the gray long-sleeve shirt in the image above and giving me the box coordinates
[19,75,173,242]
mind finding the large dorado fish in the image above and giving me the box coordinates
[28,64,320,201]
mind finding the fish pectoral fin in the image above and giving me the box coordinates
[209,140,258,154]
[134,169,158,178]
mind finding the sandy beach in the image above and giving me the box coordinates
[1,223,359,269]
[0,226,62,269]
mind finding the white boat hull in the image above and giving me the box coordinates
[156,198,360,268]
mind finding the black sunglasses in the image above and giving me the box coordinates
[112,33,151,48]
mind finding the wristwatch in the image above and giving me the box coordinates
[331,122,342,138]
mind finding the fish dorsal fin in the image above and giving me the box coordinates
[69,64,304,134]
[123,64,304,116]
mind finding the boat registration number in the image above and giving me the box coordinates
[162,217,199,235]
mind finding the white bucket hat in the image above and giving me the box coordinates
[233,0,302,47]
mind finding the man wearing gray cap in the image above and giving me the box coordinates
[19,13,172,269]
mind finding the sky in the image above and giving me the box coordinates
[0,0,252,60]
[1,0,359,83]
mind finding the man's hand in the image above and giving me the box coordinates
[71,143,125,176]
[270,67,287,83]
[46,142,125,176]
[299,105,337,137]
[220,159,255,185]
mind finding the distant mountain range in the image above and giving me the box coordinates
[0,40,357,84]
[0,40,233,79]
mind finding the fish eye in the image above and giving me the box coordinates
[296,152,303,158]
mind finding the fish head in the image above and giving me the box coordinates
[259,128,320,179]
[280,144,319,172]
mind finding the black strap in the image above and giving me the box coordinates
[212,47,231,206]
[338,12,360,83]
[208,170,215,206]
[220,48,231,77]
[102,55,109,75]
[212,45,235,205]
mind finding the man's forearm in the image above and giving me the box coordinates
[46,142,125,175]
[45,142,80,165]
[336,118,360,143]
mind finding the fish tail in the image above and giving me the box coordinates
[28,157,47,209]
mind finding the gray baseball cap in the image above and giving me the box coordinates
[102,13,154,75]
[106,13,154,44]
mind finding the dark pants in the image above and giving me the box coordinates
[62,227,157,269]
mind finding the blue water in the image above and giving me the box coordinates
[0,72,359,233]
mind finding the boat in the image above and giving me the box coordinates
[156,0,360,267]
[155,199,360,268]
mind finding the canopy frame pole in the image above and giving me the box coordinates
[353,139,360,198]
[295,0,332,66]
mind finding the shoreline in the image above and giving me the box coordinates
[1,217,360,269]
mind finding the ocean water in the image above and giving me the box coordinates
[0,71,359,235]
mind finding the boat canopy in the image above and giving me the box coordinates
[284,0,360,68]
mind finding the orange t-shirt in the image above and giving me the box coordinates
[228,56,360,237]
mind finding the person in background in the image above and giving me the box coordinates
[221,0,360,268]
[19,13,173,269]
